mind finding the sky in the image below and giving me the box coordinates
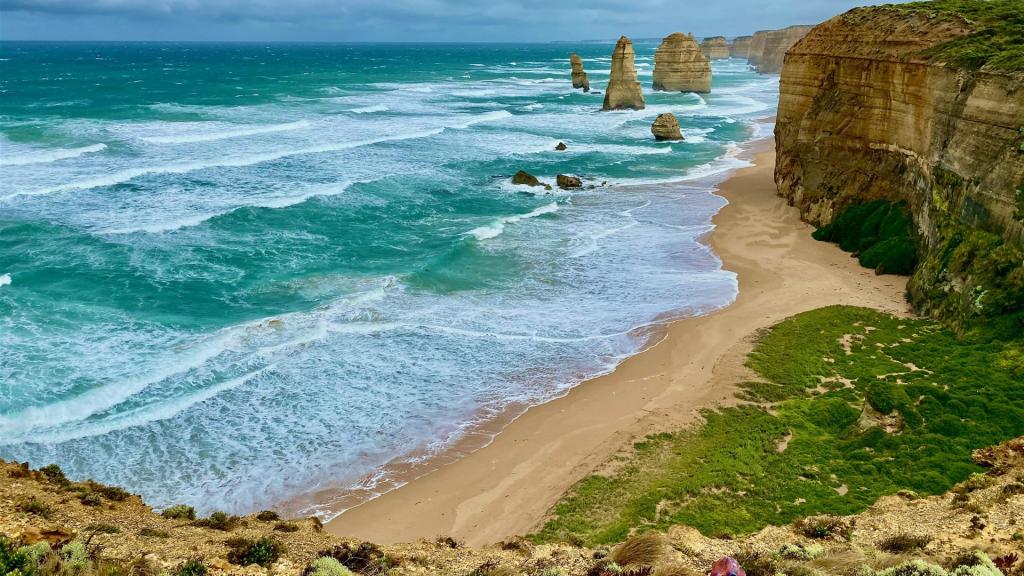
[0,0,913,42]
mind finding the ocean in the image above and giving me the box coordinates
[0,41,778,519]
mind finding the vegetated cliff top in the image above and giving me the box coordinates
[884,0,1024,71]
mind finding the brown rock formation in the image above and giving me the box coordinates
[747,30,770,67]
[512,170,542,187]
[555,142,567,151]
[570,53,590,92]
[602,36,645,111]
[700,36,730,60]
[556,174,582,189]
[775,6,1024,320]
[755,25,813,73]
[651,113,683,141]
[652,32,712,93]
[730,36,753,59]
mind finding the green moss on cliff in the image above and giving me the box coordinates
[888,0,1024,71]
[813,200,918,275]
[532,306,1024,545]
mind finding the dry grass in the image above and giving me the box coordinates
[609,533,668,568]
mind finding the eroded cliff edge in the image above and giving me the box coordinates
[775,1,1024,329]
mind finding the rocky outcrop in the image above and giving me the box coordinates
[555,142,567,151]
[556,174,582,189]
[775,6,1024,326]
[603,36,645,111]
[755,25,813,73]
[652,32,712,93]
[730,36,753,59]
[747,30,770,67]
[700,36,730,60]
[570,53,590,92]
[651,113,683,141]
[512,170,542,187]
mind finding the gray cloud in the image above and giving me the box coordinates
[1,0,910,41]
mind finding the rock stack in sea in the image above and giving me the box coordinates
[651,113,683,141]
[700,36,731,59]
[652,32,711,93]
[570,53,590,92]
[730,36,753,58]
[747,30,771,67]
[602,36,645,111]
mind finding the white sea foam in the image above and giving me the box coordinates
[468,202,559,240]
[0,273,10,288]
[0,143,107,166]
[140,120,311,144]
[348,104,389,114]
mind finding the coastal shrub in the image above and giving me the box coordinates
[813,201,917,275]
[139,527,170,538]
[61,541,91,575]
[18,497,53,519]
[79,492,102,507]
[894,0,1024,71]
[609,533,667,568]
[273,522,299,533]
[39,464,69,487]
[304,557,353,576]
[877,533,932,553]
[86,481,129,502]
[1,537,34,576]
[174,558,207,576]
[255,510,280,522]
[225,537,283,568]
[532,306,1024,545]
[797,515,854,540]
[84,523,120,535]
[318,542,392,574]
[193,511,239,531]
[160,505,196,521]
[779,543,824,561]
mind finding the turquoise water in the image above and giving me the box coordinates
[0,42,777,517]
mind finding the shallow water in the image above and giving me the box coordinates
[0,42,778,517]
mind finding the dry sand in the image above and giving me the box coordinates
[326,139,911,546]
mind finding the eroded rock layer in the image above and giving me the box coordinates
[775,6,1024,325]
[730,36,753,59]
[700,36,730,60]
[653,32,712,93]
[570,53,590,92]
[755,25,813,73]
[603,36,645,111]
[747,30,770,67]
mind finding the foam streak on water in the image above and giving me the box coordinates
[0,43,777,518]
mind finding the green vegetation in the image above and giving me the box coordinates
[160,504,196,521]
[225,537,283,568]
[532,306,1024,546]
[192,511,239,531]
[813,200,918,275]
[17,498,53,519]
[306,557,354,576]
[174,559,208,576]
[889,0,1024,71]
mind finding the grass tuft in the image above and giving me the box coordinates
[608,533,667,568]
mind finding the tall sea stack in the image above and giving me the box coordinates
[652,32,712,93]
[755,25,813,73]
[602,36,645,111]
[570,53,590,92]
[700,36,731,59]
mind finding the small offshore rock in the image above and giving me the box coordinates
[555,142,567,151]
[557,174,583,189]
[651,113,683,141]
[512,170,542,187]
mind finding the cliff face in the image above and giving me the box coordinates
[755,25,813,73]
[730,36,753,59]
[775,6,1024,326]
[747,31,770,67]
[653,32,712,93]
[570,53,590,92]
[603,36,646,110]
[700,36,730,60]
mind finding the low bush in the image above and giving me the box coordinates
[273,522,299,533]
[139,527,170,538]
[39,464,69,487]
[778,543,824,561]
[18,497,53,519]
[193,511,239,531]
[317,542,394,575]
[160,505,196,521]
[813,201,917,275]
[609,533,667,568]
[877,533,932,553]
[174,558,208,576]
[79,492,102,507]
[797,515,854,540]
[304,557,353,576]
[255,510,280,522]
[225,537,283,568]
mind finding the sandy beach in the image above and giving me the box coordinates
[326,138,912,546]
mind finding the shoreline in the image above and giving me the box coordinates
[325,137,911,545]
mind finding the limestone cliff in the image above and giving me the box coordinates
[730,36,753,59]
[570,53,590,92]
[603,36,645,111]
[775,4,1024,326]
[653,32,712,93]
[755,25,813,73]
[700,36,730,60]
[747,30,770,67]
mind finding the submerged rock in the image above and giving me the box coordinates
[653,32,711,93]
[512,170,542,187]
[570,53,590,92]
[602,36,645,111]
[700,36,731,60]
[651,113,683,141]
[556,174,583,189]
